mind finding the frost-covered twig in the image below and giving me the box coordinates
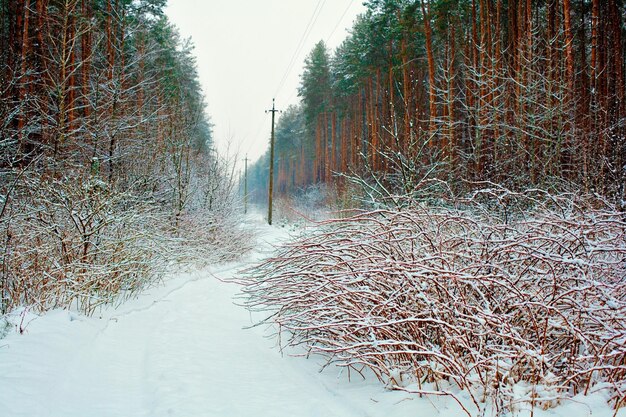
[238,190,626,413]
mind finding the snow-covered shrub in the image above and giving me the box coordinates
[171,208,254,266]
[272,182,363,228]
[239,190,626,414]
[0,173,168,315]
[0,156,252,316]
[269,185,332,228]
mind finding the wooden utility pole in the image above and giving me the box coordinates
[266,99,279,225]
[243,155,249,214]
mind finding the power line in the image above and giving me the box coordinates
[325,0,355,45]
[249,0,359,166]
[273,0,327,98]
[243,1,327,163]
[282,0,359,108]
[242,112,269,163]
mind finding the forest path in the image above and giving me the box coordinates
[0,214,438,417]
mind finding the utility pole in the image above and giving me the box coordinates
[266,99,279,225]
[243,155,249,214]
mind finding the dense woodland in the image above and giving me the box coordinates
[250,0,625,206]
[0,0,241,314]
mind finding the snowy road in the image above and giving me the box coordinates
[0,219,621,417]
[0,220,427,417]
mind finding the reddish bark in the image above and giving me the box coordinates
[420,0,437,139]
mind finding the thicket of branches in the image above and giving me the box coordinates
[0,1,245,315]
[239,188,626,414]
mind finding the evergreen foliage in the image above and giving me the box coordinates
[250,0,626,207]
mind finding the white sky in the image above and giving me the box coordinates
[164,0,367,164]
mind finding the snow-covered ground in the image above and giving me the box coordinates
[0,214,623,417]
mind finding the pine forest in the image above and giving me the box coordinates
[249,0,625,206]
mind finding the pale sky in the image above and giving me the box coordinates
[165,0,366,164]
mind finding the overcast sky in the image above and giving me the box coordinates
[164,0,366,164]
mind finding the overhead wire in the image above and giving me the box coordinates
[245,0,327,160]
[325,0,354,45]
[282,0,357,107]
[243,112,270,164]
[248,0,357,161]
[273,0,327,99]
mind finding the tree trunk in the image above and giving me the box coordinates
[562,0,575,92]
[82,0,92,119]
[421,0,437,140]
[17,0,31,153]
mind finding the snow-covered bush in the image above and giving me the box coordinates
[239,190,626,414]
[0,168,253,316]
[0,173,168,315]
[272,182,364,228]
[171,208,254,266]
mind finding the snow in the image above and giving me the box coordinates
[0,214,624,417]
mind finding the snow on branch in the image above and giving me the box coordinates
[239,190,626,414]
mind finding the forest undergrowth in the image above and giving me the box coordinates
[0,168,252,317]
[239,186,626,415]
